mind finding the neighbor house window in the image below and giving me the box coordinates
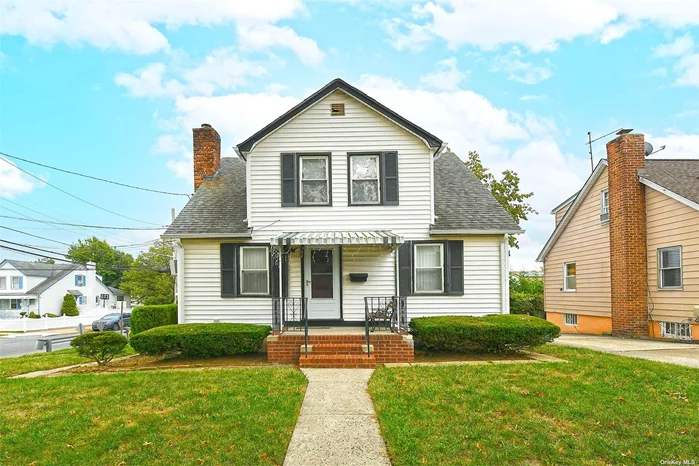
[11,276,21,290]
[100,293,110,300]
[658,246,682,289]
[10,299,21,310]
[239,246,269,295]
[564,313,578,326]
[600,189,609,223]
[299,155,330,205]
[77,296,87,305]
[563,262,576,291]
[28,299,36,306]
[0,277,5,290]
[76,275,86,286]
[414,243,444,293]
[350,155,380,204]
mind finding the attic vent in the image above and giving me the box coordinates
[330,103,345,116]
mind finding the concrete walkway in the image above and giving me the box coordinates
[554,334,699,368]
[284,369,391,466]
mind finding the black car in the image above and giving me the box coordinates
[92,312,131,331]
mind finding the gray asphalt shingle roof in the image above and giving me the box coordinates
[433,152,522,232]
[640,159,699,205]
[24,268,78,295]
[163,158,250,237]
[1,260,78,277]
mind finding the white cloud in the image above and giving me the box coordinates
[385,1,699,53]
[153,134,188,155]
[491,47,553,84]
[419,57,468,90]
[653,34,695,57]
[183,48,268,95]
[650,67,667,77]
[0,161,37,198]
[114,63,183,97]
[650,133,699,159]
[520,94,547,101]
[237,23,325,66]
[166,159,191,180]
[674,53,699,87]
[0,0,306,54]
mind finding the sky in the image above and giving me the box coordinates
[1,0,698,269]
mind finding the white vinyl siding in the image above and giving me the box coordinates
[247,90,433,242]
[408,236,503,317]
[181,240,272,325]
[342,245,395,321]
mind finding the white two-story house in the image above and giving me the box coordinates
[163,78,522,333]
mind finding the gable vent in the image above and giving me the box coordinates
[330,103,345,116]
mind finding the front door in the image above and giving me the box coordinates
[304,246,341,320]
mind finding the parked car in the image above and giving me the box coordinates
[92,312,130,331]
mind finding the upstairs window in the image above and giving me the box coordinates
[11,276,22,290]
[658,246,682,289]
[350,155,380,204]
[299,156,330,205]
[75,275,86,286]
[563,262,576,291]
[600,189,609,223]
[0,277,5,290]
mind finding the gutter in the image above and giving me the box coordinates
[430,229,524,235]
[161,232,253,239]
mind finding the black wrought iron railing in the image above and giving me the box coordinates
[272,297,307,334]
[364,296,407,334]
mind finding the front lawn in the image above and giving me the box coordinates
[0,346,135,378]
[369,345,699,465]
[0,368,306,465]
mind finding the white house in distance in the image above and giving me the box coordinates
[0,259,130,317]
[163,79,523,367]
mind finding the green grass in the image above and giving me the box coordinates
[369,345,699,465]
[0,346,135,378]
[0,368,306,465]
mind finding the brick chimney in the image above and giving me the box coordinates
[606,133,648,337]
[193,123,221,191]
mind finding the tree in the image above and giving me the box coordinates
[120,241,174,305]
[61,293,79,316]
[36,258,55,264]
[510,271,545,319]
[65,237,133,287]
[464,151,536,248]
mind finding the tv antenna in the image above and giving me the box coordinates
[586,128,633,172]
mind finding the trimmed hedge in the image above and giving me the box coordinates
[130,323,271,358]
[70,332,128,365]
[130,304,178,335]
[410,314,560,353]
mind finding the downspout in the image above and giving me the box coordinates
[501,235,510,314]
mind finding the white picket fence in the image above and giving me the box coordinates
[0,314,103,332]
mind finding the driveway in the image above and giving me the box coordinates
[554,334,699,368]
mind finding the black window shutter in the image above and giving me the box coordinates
[281,153,297,206]
[446,240,464,295]
[270,248,281,298]
[382,151,399,205]
[398,241,412,296]
[221,244,238,297]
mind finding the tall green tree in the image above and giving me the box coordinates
[65,237,133,287]
[464,151,536,248]
[120,241,174,305]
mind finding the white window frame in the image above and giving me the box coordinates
[564,313,578,326]
[239,246,270,296]
[349,154,381,205]
[563,262,576,292]
[660,321,692,340]
[600,189,609,223]
[299,155,330,205]
[414,243,444,294]
[658,246,682,290]
[0,277,5,290]
[10,276,21,290]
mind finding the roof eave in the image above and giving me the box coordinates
[639,177,699,212]
[161,232,253,239]
[430,228,524,235]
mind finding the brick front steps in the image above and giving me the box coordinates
[267,332,414,367]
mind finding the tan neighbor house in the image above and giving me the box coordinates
[537,133,699,340]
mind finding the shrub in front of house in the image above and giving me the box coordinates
[130,303,178,335]
[28,311,40,319]
[130,323,271,358]
[44,313,59,318]
[61,294,80,317]
[70,332,128,366]
[410,314,561,353]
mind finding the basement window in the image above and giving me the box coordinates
[564,313,578,326]
[661,321,692,340]
[658,246,682,289]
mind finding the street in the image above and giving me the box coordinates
[0,327,82,358]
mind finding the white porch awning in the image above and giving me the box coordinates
[272,230,403,246]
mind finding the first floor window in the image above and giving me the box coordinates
[563,262,576,291]
[658,246,682,289]
[28,299,36,306]
[10,299,21,310]
[350,154,380,204]
[240,246,269,295]
[77,296,87,305]
[0,277,5,290]
[11,276,21,290]
[414,243,444,293]
[100,294,110,300]
[299,156,329,205]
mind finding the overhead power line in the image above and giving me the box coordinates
[0,215,167,230]
[0,244,76,264]
[0,150,191,197]
[0,156,163,226]
[0,238,71,258]
[0,225,73,246]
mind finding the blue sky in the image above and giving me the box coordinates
[1,0,698,268]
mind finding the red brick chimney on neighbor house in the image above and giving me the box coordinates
[606,133,648,337]
[193,123,221,191]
